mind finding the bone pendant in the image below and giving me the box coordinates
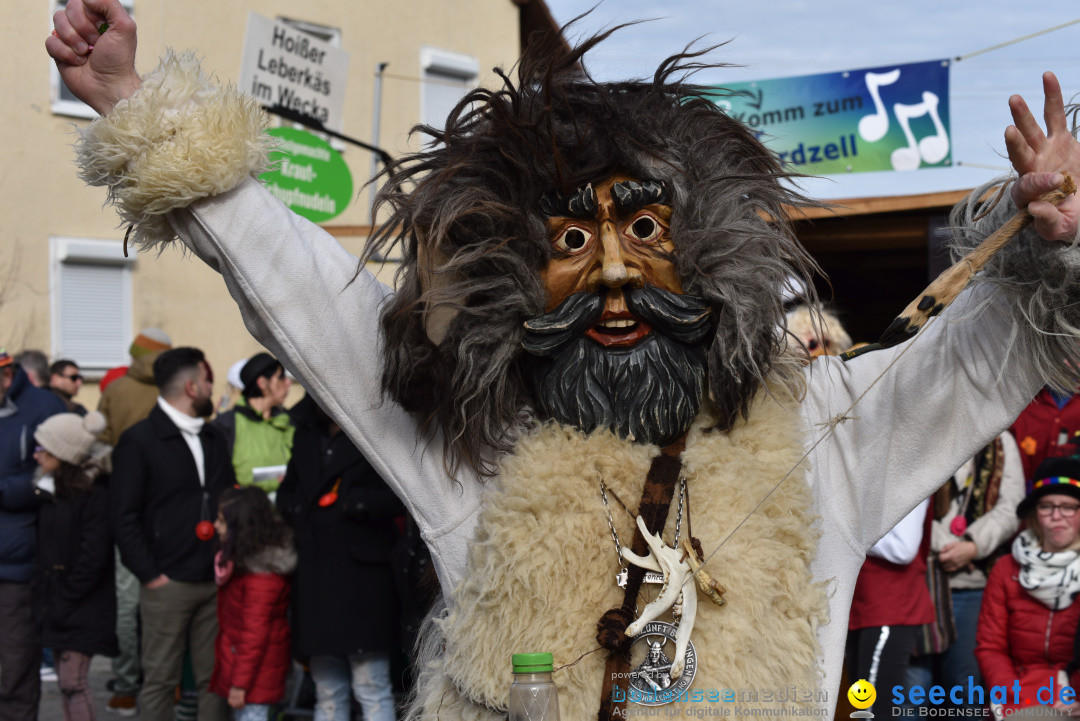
[680,539,727,607]
[622,515,698,679]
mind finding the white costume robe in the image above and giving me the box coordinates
[75,52,1080,716]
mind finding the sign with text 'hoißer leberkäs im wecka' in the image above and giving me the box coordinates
[239,12,350,131]
[260,127,354,223]
[708,59,951,175]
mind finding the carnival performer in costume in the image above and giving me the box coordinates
[46,2,1080,718]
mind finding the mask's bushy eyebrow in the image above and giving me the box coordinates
[540,183,597,219]
[612,179,669,215]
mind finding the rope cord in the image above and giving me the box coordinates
[681,316,939,592]
[955,18,1080,62]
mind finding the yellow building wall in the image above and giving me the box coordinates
[1,0,522,411]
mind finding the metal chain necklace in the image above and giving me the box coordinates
[599,476,686,590]
[598,475,699,705]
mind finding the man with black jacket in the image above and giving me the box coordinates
[0,349,65,721]
[111,347,234,721]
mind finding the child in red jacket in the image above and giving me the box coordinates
[210,486,296,720]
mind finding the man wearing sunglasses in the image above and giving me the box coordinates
[48,360,87,417]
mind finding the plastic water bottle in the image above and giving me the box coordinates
[508,652,560,721]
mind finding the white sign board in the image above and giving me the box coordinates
[239,12,349,131]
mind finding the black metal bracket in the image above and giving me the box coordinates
[262,104,394,168]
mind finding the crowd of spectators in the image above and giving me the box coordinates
[0,336,426,721]
[784,305,1080,719]
[7,313,1080,720]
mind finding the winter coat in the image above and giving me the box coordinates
[111,405,236,583]
[50,388,87,417]
[211,399,294,492]
[0,366,66,582]
[209,545,296,705]
[975,554,1080,710]
[97,352,161,447]
[36,478,119,657]
[276,397,403,659]
[1010,389,1080,483]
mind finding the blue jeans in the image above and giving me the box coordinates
[233,703,271,721]
[943,588,984,696]
[309,654,396,721]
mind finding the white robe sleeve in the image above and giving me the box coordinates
[73,51,483,595]
[802,283,1044,556]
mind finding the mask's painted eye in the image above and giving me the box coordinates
[553,225,593,253]
[626,213,665,243]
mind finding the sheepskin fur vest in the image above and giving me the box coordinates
[412,395,828,719]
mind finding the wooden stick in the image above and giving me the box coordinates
[879,174,1076,348]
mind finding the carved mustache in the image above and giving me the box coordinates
[522,286,714,358]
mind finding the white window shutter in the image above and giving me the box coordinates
[56,263,128,368]
[50,237,134,373]
[422,69,473,130]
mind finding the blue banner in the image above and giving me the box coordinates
[707,60,951,175]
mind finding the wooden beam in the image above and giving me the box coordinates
[787,188,976,220]
[320,225,374,239]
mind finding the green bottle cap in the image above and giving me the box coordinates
[512,652,554,673]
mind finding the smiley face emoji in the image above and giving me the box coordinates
[847,679,876,710]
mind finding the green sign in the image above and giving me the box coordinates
[259,127,353,222]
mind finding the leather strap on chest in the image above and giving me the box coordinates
[596,443,683,721]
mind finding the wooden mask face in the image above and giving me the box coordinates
[524,175,712,445]
[540,174,682,349]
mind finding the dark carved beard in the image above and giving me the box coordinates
[522,286,713,446]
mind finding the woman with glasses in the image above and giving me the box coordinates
[976,456,1080,717]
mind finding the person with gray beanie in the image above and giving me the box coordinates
[33,411,118,721]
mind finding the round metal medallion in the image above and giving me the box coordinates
[626,621,697,706]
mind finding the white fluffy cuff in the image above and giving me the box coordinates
[76,50,271,251]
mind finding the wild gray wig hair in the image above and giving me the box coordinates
[365,27,824,476]
[950,102,1080,397]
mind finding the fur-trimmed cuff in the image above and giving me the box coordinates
[76,50,271,251]
[950,178,1080,394]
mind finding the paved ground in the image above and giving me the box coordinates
[38,657,320,720]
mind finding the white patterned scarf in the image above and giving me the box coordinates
[1012,529,1080,610]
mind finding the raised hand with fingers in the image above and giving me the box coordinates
[1006,72,1080,242]
[44,0,141,116]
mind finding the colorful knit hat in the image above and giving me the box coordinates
[129,328,172,359]
[0,349,11,368]
[34,411,107,465]
[1017,455,1080,517]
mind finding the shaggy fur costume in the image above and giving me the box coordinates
[951,168,1080,395]
[411,395,827,718]
[75,51,271,252]
[364,32,825,477]
[71,34,1080,721]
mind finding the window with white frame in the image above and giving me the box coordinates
[50,238,135,374]
[420,46,479,133]
[49,0,134,118]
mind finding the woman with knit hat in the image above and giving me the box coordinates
[33,411,119,721]
[976,456,1080,718]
